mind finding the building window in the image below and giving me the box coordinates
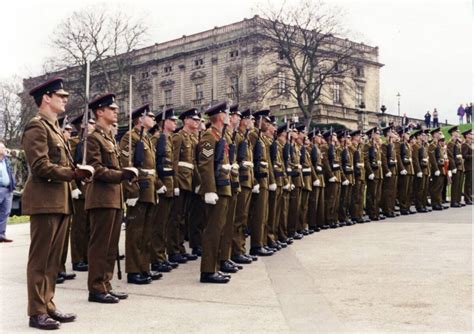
[194,58,204,67]
[356,86,364,106]
[164,89,172,105]
[355,66,364,77]
[195,83,204,100]
[141,94,149,104]
[277,72,286,94]
[164,65,173,74]
[333,83,341,104]
[229,76,239,99]
[230,50,239,58]
[141,72,149,79]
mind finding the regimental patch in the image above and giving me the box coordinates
[202,141,214,158]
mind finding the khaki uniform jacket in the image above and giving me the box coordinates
[364,142,383,179]
[263,134,280,186]
[69,136,87,197]
[447,139,464,172]
[226,129,241,193]
[198,126,231,197]
[191,133,202,189]
[235,129,254,189]
[152,133,174,197]
[290,142,304,187]
[381,142,398,176]
[21,113,75,215]
[323,143,342,182]
[320,143,335,181]
[349,142,365,180]
[412,142,430,176]
[172,129,197,192]
[275,139,290,187]
[249,130,269,190]
[301,144,313,191]
[428,140,447,176]
[397,141,414,175]
[461,141,472,171]
[119,128,157,203]
[85,124,124,210]
[310,143,325,187]
[340,145,354,185]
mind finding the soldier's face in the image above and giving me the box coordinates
[0,143,6,157]
[230,114,240,127]
[165,119,176,132]
[97,106,118,124]
[47,93,68,113]
[143,115,155,129]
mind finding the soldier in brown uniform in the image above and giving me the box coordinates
[396,129,416,215]
[380,126,399,218]
[287,124,305,237]
[198,101,232,283]
[349,130,366,223]
[69,115,95,272]
[338,131,354,225]
[86,94,136,303]
[247,110,274,255]
[231,109,256,264]
[24,78,90,329]
[307,129,326,229]
[428,127,448,210]
[151,108,180,271]
[461,129,472,204]
[167,108,201,263]
[364,127,383,221]
[322,130,342,227]
[119,104,161,284]
[447,126,465,207]
[412,129,430,212]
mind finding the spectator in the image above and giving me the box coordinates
[0,141,15,243]
[424,110,431,128]
[432,108,439,127]
[457,104,465,124]
[402,113,409,126]
[465,102,472,123]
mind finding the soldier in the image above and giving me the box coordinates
[24,78,91,329]
[287,124,305,236]
[364,127,383,221]
[69,114,95,272]
[307,129,325,230]
[338,131,354,225]
[119,104,161,284]
[151,108,179,271]
[447,126,465,207]
[428,127,448,210]
[275,124,292,244]
[231,109,256,264]
[85,93,136,303]
[461,129,472,205]
[396,129,416,215]
[167,108,202,263]
[348,130,366,223]
[198,101,232,283]
[248,110,274,255]
[322,130,342,227]
[412,129,430,212]
[380,126,399,217]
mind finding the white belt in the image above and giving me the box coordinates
[141,169,156,176]
[178,161,194,170]
[332,164,340,168]
[221,164,231,171]
[302,168,311,173]
[163,167,173,171]
[242,161,254,168]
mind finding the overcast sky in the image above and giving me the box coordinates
[0,0,471,123]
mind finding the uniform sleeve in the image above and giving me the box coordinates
[321,146,335,179]
[447,142,455,170]
[395,143,405,172]
[119,132,139,198]
[412,145,421,174]
[428,143,439,174]
[21,119,75,182]
[363,144,374,176]
[381,144,389,174]
[86,135,123,184]
[172,133,183,186]
[198,134,217,194]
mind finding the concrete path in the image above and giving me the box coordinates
[0,206,472,333]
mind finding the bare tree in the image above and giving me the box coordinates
[0,78,27,147]
[256,0,369,126]
[51,6,149,97]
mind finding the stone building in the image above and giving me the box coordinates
[21,16,418,130]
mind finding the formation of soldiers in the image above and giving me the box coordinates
[22,77,472,330]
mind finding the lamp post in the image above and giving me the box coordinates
[396,92,401,118]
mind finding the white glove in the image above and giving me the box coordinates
[342,180,350,186]
[297,164,303,170]
[448,170,452,178]
[452,168,457,174]
[290,184,295,191]
[204,192,219,205]
[231,163,239,171]
[174,188,180,197]
[400,169,407,176]
[416,172,423,178]
[71,188,82,199]
[252,184,260,194]
[157,185,167,194]
[194,185,201,194]
[368,173,375,180]
[328,176,337,183]
[385,172,392,178]
[269,183,277,191]
[313,179,320,187]
[434,170,441,176]
[126,198,139,207]
[283,183,291,191]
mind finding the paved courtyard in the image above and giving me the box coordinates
[0,206,472,333]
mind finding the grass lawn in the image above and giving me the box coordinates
[8,215,30,225]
